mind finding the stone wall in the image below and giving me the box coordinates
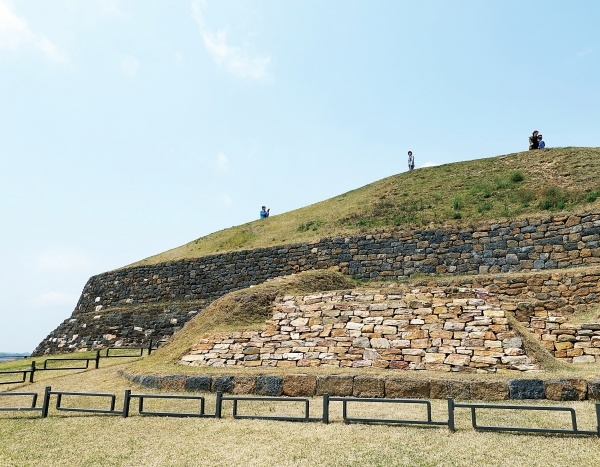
[72,212,600,315]
[120,369,600,401]
[180,288,538,372]
[33,300,208,355]
[506,302,600,363]
[35,211,600,355]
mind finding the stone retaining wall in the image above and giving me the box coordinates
[72,212,600,315]
[180,288,538,372]
[119,370,600,401]
[32,300,208,355]
[505,302,600,363]
[35,211,600,355]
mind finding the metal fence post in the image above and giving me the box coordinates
[147,339,153,356]
[447,398,455,433]
[122,390,131,418]
[41,386,51,418]
[596,403,600,438]
[94,350,100,369]
[29,361,36,383]
[215,391,222,419]
[322,393,329,424]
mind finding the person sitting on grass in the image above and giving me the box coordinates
[260,206,270,219]
[529,130,539,150]
[538,134,545,149]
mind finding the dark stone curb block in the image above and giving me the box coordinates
[184,376,212,392]
[509,379,546,399]
[119,371,597,401]
[255,376,283,396]
[212,376,234,393]
[589,380,600,400]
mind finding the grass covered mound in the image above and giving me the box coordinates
[129,270,355,374]
[130,147,600,266]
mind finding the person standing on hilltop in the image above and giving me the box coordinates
[408,151,415,171]
[260,206,270,219]
[529,130,539,150]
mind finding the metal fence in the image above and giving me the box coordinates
[449,399,600,436]
[0,340,161,386]
[1,387,599,437]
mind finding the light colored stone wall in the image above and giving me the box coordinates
[181,288,538,372]
[504,301,600,363]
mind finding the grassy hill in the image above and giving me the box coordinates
[132,147,600,267]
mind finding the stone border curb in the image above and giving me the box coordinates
[119,370,600,401]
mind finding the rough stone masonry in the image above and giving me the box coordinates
[180,287,538,372]
[35,211,600,355]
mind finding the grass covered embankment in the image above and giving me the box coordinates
[132,147,600,266]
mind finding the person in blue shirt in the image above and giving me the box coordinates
[538,134,545,149]
[260,206,270,219]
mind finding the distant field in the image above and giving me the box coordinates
[1,361,600,467]
[0,353,29,361]
[130,147,600,267]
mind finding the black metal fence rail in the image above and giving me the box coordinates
[124,391,213,418]
[222,395,318,422]
[0,369,35,385]
[51,389,122,416]
[0,340,161,386]
[2,388,599,438]
[450,400,600,436]
[326,395,450,428]
[0,392,40,412]
[42,357,97,371]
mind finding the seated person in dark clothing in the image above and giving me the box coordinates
[529,130,539,150]
[260,206,270,219]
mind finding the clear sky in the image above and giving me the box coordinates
[1,0,599,352]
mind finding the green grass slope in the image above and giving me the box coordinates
[132,147,600,267]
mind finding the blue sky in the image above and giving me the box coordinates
[1,0,599,352]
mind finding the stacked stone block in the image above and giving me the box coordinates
[35,211,600,356]
[180,288,537,372]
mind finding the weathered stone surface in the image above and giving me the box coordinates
[588,380,600,400]
[509,379,545,399]
[353,376,385,398]
[255,375,283,396]
[470,380,509,400]
[430,380,470,399]
[178,288,537,372]
[160,375,186,391]
[282,374,317,397]
[211,376,234,393]
[232,376,257,395]
[122,370,599,401]
[35,210,600,359]
[385,378,430,398]
[139,375,161,389]
[315,375,354,396]
[544,379,587,401]
[183,376,212,392]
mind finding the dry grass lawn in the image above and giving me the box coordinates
[2,360,600,467]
